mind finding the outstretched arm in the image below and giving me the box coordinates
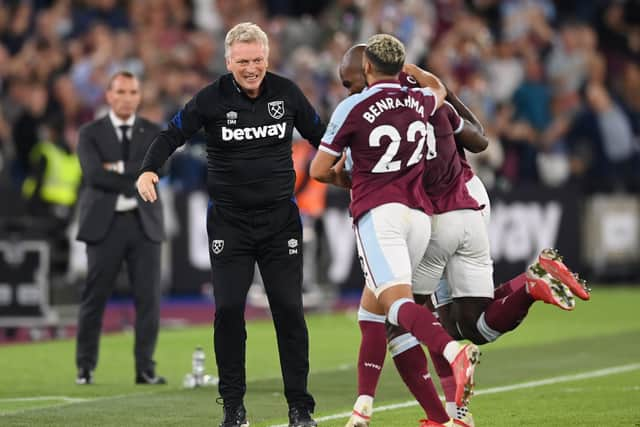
[138,88,209,202]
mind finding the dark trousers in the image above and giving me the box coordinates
[208,199,315,411]
[76,210,161,373]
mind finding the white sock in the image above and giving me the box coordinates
[353,395,374,416]
[446,401,470,419]
[443,341,461,363]
[445,402,457,418]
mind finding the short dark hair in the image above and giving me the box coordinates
[364,34,405,76]
[107,70,138,90]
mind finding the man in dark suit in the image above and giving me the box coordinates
[75,71,166,385]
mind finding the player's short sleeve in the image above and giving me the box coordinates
[443,101,464,134]
[320,95,361,157]
[410,87,438,117]
[398,71,419,88]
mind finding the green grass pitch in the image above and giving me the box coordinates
[1,287,639,426]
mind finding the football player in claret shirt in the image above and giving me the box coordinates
[311,34,481,427]
[335,44,591,427]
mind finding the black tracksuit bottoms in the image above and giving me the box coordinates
[207,198,315,411]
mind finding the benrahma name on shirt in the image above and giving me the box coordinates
[363,94,425,123]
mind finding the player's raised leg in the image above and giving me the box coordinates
[538,248,591,300]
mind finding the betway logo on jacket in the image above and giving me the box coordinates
[221,122,287,142]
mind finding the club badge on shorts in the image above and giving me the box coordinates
[211,240,224,255]
[288,238,298,255]
[267,101,284,119]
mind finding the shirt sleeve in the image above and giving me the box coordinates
[411,87,438,117]
[319,96,359,157]
[444,101,464,134]
[398,71,419,88]
[139,86,209,174]
[291,81,325,148]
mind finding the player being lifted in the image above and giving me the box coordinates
[310,34,480,427]
[335,44,591,427]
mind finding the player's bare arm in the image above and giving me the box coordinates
[457,119,489,153]
[310,150,351,189]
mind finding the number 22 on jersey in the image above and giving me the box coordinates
[368,120,437,173]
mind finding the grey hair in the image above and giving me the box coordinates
[224,22,269,59]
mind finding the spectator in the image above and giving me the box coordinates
[12,83,49,187]
[569,81,640,192]
[21,117,81,223]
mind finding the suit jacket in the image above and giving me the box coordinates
[76,115,165,243]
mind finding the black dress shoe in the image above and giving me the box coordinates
[135,369,167,384]
[288,406,317,427]
[219,404,249,427]
[75,367,93,385]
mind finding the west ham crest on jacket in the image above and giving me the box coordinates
[226,111,237,125]
[211,239,224,254]
[267,101,284,119]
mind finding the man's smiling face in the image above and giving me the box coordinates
[226,41,269,98]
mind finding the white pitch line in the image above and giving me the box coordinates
[268,362,640,427]
[0,391,159,416]
[2,363,637,421]
[0,396,90,403]
[0,365,355,417]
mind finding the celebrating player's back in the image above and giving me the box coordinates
[319,76,440,221]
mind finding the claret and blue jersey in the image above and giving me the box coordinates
[320,80,439,221]
[397,72,482,214]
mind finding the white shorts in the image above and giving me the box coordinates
[354,203,431,297]
[414,176,494,305]
[466,174,491,225]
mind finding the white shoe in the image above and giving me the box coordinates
[453,410,475,427]
[345,395,373,427]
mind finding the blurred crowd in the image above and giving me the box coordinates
[2,0,640,199]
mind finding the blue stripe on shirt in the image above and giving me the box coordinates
[321,87,382,145]
[171,110,183,130]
